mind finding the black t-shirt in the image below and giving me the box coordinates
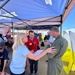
[0,48,8,72]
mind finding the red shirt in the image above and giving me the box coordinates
[25,38,39,52]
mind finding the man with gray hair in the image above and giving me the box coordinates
[0,38,8,75]
[47,27,68,75]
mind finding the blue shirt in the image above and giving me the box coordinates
[49,36,54,43]
[10,45,30,74]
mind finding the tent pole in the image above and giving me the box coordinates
[60,25,62,36]
[60,15,62,36]
[11,22,14,37]
[1,8,29,26]
[62,0,75,22]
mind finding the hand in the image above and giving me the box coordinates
[45,41,50,45]
[1,71,5,75]
[46,47,56,54]
[0,72,2,75]
[31,50,34,53]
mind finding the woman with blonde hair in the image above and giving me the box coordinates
[10,33,56,75]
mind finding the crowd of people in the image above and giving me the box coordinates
[0,27,68,75]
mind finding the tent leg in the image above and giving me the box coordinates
[11,22,14,37]
[60,25,62,36]
[60,15,62,36]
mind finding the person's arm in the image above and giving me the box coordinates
[47,39,68,59]
[1,60,7,75]
[47,42,61,59]
[1,49,8,75]
[2,60,7,72]
[27,47,56,61]
[43,44,50,50]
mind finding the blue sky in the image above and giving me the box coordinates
[62,6,75,30]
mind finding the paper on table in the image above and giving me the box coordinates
[34,50,44,56]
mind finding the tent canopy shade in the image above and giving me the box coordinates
[0,16,61,29]
[0,0,74,30]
